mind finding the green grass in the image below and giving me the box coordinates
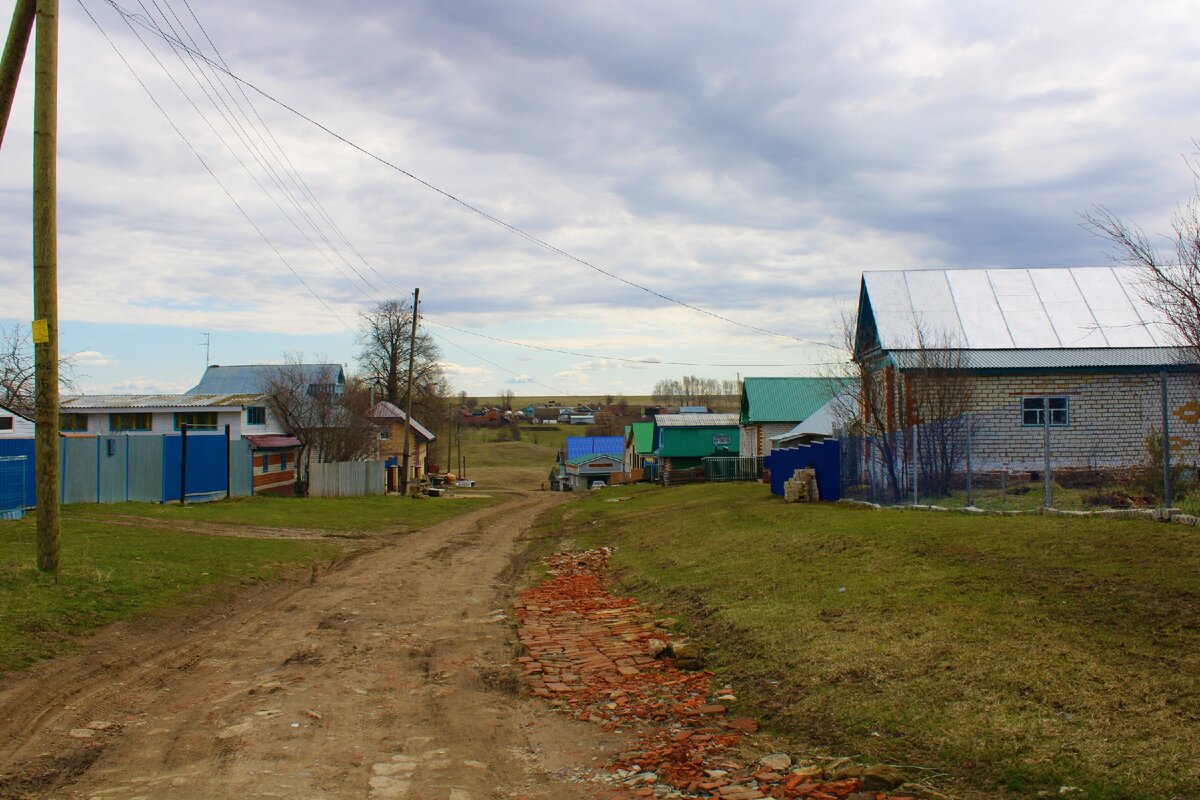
[0,515,341,672]
[550,482,1200,799]
[452,427,566,490]
[68,493,499,533]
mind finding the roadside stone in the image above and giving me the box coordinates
[832,764,865,780]
[861,763,908,790]
[790,764,824,781]
[758,752,792,771]
[672,640,704,670]
[824,756,852,776]
[647,638,672,658]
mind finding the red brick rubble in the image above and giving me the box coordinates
[515,548,902,800]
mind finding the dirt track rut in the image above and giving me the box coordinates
[0,493,624,799]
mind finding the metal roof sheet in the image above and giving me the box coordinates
[187,364,344,395]
[565,436,625,460]
[889,347,1194,371]
[627,422,655,454]
[62,393,264,410]
[863,267,1174,351]
[566,452,622,466]
[243,434,302,450]
[739,377,851,424]
[654,413,739,428]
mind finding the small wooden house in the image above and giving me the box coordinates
[368,402,436,481]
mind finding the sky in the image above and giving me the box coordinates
[2,0,1199,397]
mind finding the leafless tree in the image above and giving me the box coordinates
[262,356,380,469]
[830,311,974,500]
[1083,154,1200,361]
[357,299,445,405]
[0,323,78,416]
[651,375,740,410]
[497,388,516,410]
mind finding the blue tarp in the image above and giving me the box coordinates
[764,439,841,501]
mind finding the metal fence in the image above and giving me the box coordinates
[702,455,763,482]
[307,461,385,498]
[837,411,1186,512]
[0,434,254,507]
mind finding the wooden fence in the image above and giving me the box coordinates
[307,461,386,498]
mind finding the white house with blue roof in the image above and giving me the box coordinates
[854,266,1200,470]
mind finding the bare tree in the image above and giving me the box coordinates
[262,356,380,469]
[1084,189,1200,360]
[0,323,77,416]
[498,388,515,410]
[830,310,974,500]
[357,299,445,406]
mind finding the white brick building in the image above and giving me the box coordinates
[854,267,1200,470]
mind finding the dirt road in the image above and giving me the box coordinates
[0,492,625,799]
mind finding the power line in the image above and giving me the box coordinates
[96,0,833,349]
[76,0,355,332]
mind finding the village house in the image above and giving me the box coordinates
[738,377,849,457]
[0,405,34,438]
[854,266,1200,471]
[558,435,625,490]
[624,421,655,477]
[368,401,436,483]
[188,363,346,396]
[653,413,739,478]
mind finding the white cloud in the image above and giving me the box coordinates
[84,377,190,395]
[70,350,116,367]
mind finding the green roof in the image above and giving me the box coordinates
[739,377,850,424]
[566,452,622,466]
[627,422,655,454]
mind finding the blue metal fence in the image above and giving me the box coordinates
[764,439,841,501]
[0,435,253,508]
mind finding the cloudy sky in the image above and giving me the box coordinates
[1,0,1198,396]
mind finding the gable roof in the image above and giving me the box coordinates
[367,401,435,441]
[740,377,850,424]
[626,422,655,454]
[566,452,623,467]
[187,364,345,395]
[859,267,1175,354]
[0,404,33,422]
[565,436,624,460]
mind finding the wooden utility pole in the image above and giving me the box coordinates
[399,288,419,495]
[0,0,34,148]
[33,0,58,572]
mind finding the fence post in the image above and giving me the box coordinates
[1161,369,1171,509]
[1042,395,1051,509]
[912,424,918,506]
[180,422,188,506]
[965,412,972,509]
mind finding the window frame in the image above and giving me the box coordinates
[173,412,219,432]
[59,414,88,432]
[109,413,152,432]
[246,406,266,426]
[0,417,12,431]
[1021,396,1069,427]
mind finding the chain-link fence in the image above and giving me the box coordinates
[838,391,1188,512]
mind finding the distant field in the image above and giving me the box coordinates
[545,482,1200,800]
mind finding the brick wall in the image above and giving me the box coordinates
[957,372,1200,470]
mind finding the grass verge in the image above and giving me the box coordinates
[68,493,500,533]
[548,482,1200,799]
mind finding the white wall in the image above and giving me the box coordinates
[0,408,35,438]
[65,407,273,438]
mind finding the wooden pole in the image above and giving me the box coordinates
[399,288,419,495]
[33,0,57,573]
[0,0,34,150]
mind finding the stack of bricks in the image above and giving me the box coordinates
[783,468,819,502]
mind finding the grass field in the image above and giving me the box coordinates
[0,493,498,672]
[543,482,1200,799]
[452,425,567,490]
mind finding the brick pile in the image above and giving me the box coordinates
[782,470,819,503]
[515,548,903,800]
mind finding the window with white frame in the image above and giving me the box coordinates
[1022,396,1068,426]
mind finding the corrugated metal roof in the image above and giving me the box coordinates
[654,413,739,427]
[368,401,435,441]
[566,453,622,466]
[187,363,345,394]
[739,377,851,424]
[62,393,264,410]
[862,267,1174,351]
[889,347,1195,370]
[243,434,302,450]
[566,436,625,460]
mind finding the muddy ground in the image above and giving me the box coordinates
[0,492,626,799]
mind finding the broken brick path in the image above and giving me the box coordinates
[514,549,899,800]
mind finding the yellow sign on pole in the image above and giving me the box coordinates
[30,318,48,343]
